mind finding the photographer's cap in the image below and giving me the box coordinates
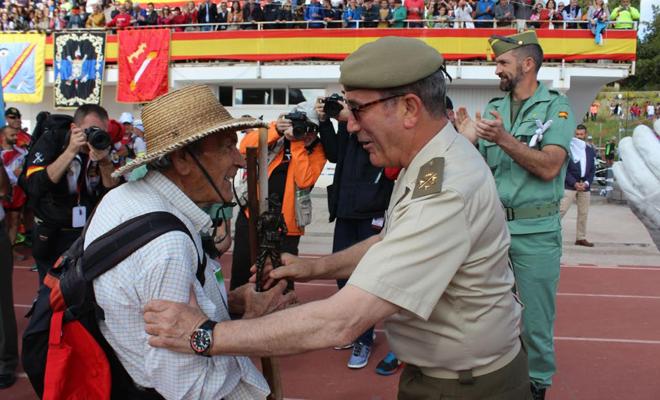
[119,112,134,124]
[5,107,21,118]
[133,119,144,132]
[340,37,444,90]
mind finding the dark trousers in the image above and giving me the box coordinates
[398,347,532,400]
[334,218,381,346]
[230,211,300,290]
[32,223,82,284]
[0,220,18,375]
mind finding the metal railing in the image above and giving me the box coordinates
[2,17,638,35]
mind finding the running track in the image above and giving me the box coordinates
[5,249,660,400]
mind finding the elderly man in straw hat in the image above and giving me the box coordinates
[143,38,530,399]
[84,85,295,399]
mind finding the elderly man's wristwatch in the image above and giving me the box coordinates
[190,320,217,356]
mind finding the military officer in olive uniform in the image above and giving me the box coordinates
[143,37,532,399]
[456,31,575,400]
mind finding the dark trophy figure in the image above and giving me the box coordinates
[255,194,288,292]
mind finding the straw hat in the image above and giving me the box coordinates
[113,85,267,177]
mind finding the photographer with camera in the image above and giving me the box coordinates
[25,105,120,283]
[315,94,397,370]
[230,103,326,295]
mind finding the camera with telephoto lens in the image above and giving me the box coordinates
[321,94,344,119]
[284,111,317,139]
[84,126,112,150]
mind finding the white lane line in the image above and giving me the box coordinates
[561,265,660,271]
[557,293,660,300]
[554,336,660,345]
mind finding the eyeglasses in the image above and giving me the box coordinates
[347,94,405,121]
[6,115,19,119]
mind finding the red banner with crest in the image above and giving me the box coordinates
[117,29,170,103]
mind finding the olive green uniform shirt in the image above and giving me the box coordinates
[348,124,522,376]
[478,82,575,235]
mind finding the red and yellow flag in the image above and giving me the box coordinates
[117,29,170,103]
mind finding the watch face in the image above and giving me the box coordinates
[190,329,211,354]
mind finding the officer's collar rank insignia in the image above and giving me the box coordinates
[412,157,445,199]
[558,111,569,119]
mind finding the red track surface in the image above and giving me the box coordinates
[4,248,660,400]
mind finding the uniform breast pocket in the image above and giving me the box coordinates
[516,120,540,148]
[482,142,501,172]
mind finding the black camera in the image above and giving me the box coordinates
[284,111,317,139]
[85,126,112,150]
[321,94,344,119]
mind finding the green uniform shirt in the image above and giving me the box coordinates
[479,82,575,235]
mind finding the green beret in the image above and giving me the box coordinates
[340,37,445,90]
[489,31,540,58]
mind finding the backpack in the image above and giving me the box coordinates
[22,211,207,400]
[17,114,73,197]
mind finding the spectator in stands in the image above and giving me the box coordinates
[609,0,639,29]
[143,3,158,24]
[514,0,533,23]
[528,1,546,29]
[560,124,596,247]
[243,0,264,29]
[86,4,106,27]
[184,1,199,25]
[106,4,133,29]
[376,0,391,27]
[277,0,294,28]
[322,0,342,28]
[562,0,581,29]
[541,0,558,28]
[362,0,380,27]
[198,0,218,30]
[66,7,85,28]
[388,0,406,27]
[50,8,68,30]
[587,0,608,45]
[167,7,188,31]
[453,0,474,28]
[217,2,229,29]
[405,0,424,27]
[474,0,495,28]
[227,0,243,29]
[305,0,325,28]
[343,0,363,28]
[262,0,281,29]
[494,0,515,26]
[34,9,50,30]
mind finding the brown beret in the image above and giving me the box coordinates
[340,37,445,90]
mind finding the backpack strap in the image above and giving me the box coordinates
[82,211,206,286]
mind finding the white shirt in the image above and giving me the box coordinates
[86,171,269,400]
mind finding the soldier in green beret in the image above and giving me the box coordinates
[456,30,575,400]
[142,37,531,399]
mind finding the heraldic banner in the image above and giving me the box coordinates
[117,29,170,103]
[0,33,45,103]
[53,31,106,109]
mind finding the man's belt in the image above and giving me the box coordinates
[504,203,559,222]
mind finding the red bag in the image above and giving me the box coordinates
[44,312,111,400]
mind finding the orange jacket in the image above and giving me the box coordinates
[240,122,326,236]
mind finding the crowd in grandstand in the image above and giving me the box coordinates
[0,0,640,32]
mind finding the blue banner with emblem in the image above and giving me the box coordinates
[53,31,106,109]
[0,33,46,104]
